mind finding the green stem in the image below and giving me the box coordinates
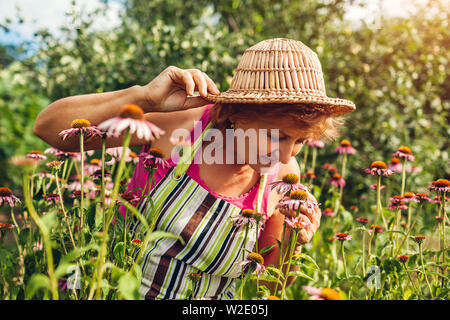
[23,175,59,300]
[79,134,86,246]
[54,168,77,250]
[100,138,106,222]
[394,203,423,257]
[240,224,250,300]
[94,129,132,300]
[367,175,381,270]
[273,221,286,294]
[341,241,349,281]
[63,159,74,185]
[419,243,434,298]
[362,232,366,276]
[280,229,298,300]
[440,191,447,287]
[400,158,406,197]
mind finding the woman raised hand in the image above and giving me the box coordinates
[143,66,221,112]
[33,66,220,151]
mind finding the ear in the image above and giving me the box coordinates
[213,103,232,123]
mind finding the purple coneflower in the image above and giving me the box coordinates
[368,224,383,235]
[388,157,402,173]
[364,161,394,176]
[131,239,143,247]
[402,192,419,203]
[305,171,316,180]
[321,163,337,172]
[302,286,343,300]
[46,160,64,171]
[118,192,140,206]
[231,209,263,228]
[91,169,111,180]
[187,272,202,283]
[141,147,170,169]
[33,170,53,179]
[388,195,408,211]
[414,193,430,204]
[269,173,309,195]
[0,222,14,230]
[323,208,335,217]
[307,139,324,148]
[333,233,352,241]
[0,187,20,207]
[429,179,450,193]
[105,146,134,165]
[275,189,318,214]
[235,252,266,277]
[334,140,356,155]
[392,146,415,162]
[26,150,47,161]
[284,216,311,231]
[70,190,87,199]
[413,235,426,245]
[67,178,96,192]
[356,217,370,224]
[44,193,60,204]
[59,118,103,140]
[98,104,164,141]
[370,183,386,190]
[330,173,346,188]
[406,165,422,173]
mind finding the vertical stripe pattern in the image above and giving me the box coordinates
[128,167,258,300]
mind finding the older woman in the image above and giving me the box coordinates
[33,38,355,299]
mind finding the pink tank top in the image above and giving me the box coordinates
[119,104,280,220]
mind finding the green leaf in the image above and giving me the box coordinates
[118,272,141,300]
[250,273,283,286]
[113,242,125,263]
[110,265,126,285]
[40,210,57,231]
[259,244,276,254]
[265,266,284,279]
[86,201,97,231]
[25,274,51,299]
[287,271,314,281]
[54,262,78,280]
[293,253,320,270]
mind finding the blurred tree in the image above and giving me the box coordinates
[0,44,15,68]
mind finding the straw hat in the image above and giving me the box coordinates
[205,38,356,116]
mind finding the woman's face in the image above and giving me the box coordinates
[231,117,311,172]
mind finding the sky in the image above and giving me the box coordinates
[0,0,432,48]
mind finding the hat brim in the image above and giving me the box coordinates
[205,92,356,116]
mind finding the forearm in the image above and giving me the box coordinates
[33,84,149,151]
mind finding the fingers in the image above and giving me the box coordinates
[167,66,196,96]
[187,69,208,97]
[182,72,196,97]
[168,66,220,98]
[201,71,220,95]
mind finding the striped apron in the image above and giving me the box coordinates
[128,121,267,300]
